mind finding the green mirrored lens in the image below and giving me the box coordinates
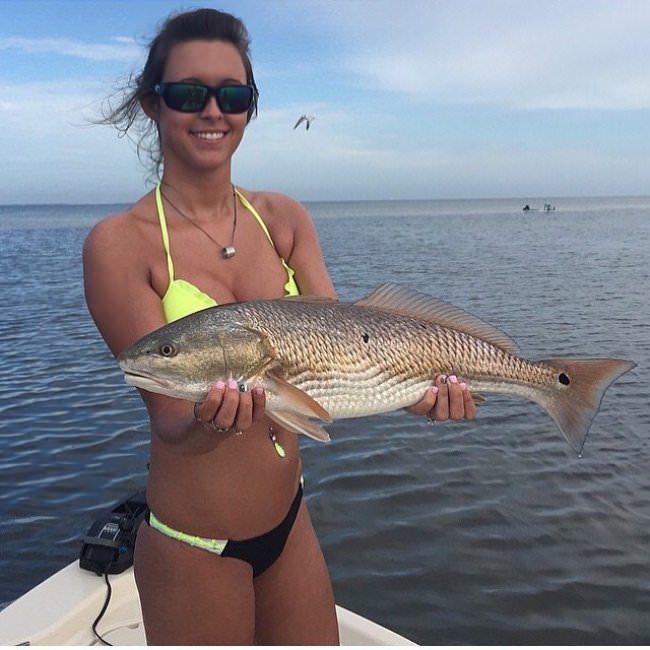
[157,83,253,114]
[217,85,253,113]
[167,84,208,112]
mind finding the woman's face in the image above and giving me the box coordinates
[152,39,250,174]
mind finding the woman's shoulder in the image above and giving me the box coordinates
[84,193,156,256]
[238,188,311,227]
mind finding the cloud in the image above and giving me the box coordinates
[314,0,650,110]
[0,79,105,122]
[2,1,648,203]
[231,98,650,200]
[0,35,140,62]
[0,78,146,203]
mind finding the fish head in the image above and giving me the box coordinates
[117,308,269,401]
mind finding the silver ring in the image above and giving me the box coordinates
[193,402,203,422]
[209,421,233,433]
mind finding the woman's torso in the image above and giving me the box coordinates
[140,187,305,539]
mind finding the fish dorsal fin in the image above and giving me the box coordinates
[280,295,338,304]
[355,283,519,355]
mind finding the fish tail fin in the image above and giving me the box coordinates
[536,358,635,454]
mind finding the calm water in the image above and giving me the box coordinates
[1,196,649,644]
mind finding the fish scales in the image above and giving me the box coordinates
[118,283,635,453]
[244,301,430,416]
[220,300,579,419]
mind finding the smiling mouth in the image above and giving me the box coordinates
[192,131,225,141]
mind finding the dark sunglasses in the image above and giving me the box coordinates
[153,82,254,114]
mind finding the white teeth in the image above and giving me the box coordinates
[194,132,224,141]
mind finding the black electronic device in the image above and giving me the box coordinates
[79,490,149,575]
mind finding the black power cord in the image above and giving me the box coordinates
[92,572,113,646]
[78,491,149,646]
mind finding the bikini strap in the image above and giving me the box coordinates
[234,187,275,248]
[155,183,175,283]
[234,187,300,296]
[148,511,228,555]
[156,186,296,299]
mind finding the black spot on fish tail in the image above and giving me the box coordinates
[535,358,635,454]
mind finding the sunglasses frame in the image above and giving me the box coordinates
[153,82,254,114]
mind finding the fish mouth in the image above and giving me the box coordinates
[121,370,204,401]
[122,370,172,392]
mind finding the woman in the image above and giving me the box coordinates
[83,8,475,645]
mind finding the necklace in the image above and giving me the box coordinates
[161,185,238,259]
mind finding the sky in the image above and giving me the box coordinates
[1,0,650,203]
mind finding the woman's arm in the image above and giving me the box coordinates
[83,212,225,450]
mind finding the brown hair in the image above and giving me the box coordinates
[102,8,259,177]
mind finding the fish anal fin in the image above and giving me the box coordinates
[355,283,519,355]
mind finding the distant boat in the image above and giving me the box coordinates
[522,202,557,213]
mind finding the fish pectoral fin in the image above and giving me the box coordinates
[267,411,331,443]
[264,374,333,442]
[265,373,332,422]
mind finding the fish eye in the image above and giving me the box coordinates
[159,343,177,357]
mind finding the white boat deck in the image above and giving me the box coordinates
[0,561,415,645]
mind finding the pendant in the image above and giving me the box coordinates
[269,429,286,458]
[222,246,236,259]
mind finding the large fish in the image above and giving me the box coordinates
[118,284,635,453]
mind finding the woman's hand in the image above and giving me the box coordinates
[406,375,477,422]
[193,373,476,434]
[193,380,266,433]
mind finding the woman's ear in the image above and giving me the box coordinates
[141,93,159,121]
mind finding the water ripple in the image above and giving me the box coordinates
[1,202,649,642]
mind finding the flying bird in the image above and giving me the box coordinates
[293,115,316,131]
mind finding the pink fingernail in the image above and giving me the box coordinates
[448,375,458,384]
[430,385,439,395]
[460,382,467,391]
[227,379,238,390]
[254,385,264,396]
[215,380,225,390]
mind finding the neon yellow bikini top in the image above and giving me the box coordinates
[155,183,299,323]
